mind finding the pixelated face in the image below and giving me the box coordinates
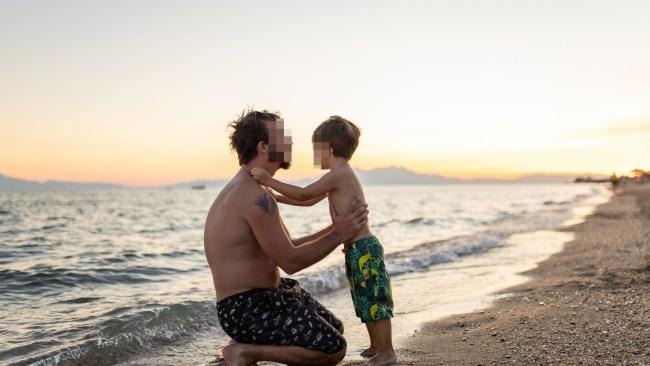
[266,118,292,169]
[313,141,331,169]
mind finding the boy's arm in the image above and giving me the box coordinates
[261,185,326,207]
[262,171,338,201]
[275,193,327,207]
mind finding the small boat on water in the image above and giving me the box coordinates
[191,184,206,190]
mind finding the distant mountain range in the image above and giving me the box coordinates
[355,167,589,184]
[0,174,125,191]
[1,168,605,191]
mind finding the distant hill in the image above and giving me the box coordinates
[167,167,588,188]
[0,168,601,191]
[0,174,125,191]
[167,179,227,189]
[355,168,586,184]
[355,167,460,184]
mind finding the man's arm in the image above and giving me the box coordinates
[277,212,333,247]
[290,224,335,246]
[277,207,333,246]
[246,191,367,274]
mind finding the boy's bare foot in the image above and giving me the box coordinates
[362,350,397,366]
[222,342,254,366]
[360,347,377,358]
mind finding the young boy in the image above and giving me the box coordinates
[251,116,396,366]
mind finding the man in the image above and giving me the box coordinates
[204,110,369,366]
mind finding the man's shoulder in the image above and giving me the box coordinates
[230,180,278,217]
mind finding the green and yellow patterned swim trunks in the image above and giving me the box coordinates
[343,236,394,323]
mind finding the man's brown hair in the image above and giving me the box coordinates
[312,115,361,160]
[228,109,281,165]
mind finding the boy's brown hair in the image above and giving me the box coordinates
[312,116,361,160]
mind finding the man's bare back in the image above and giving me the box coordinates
[204,169,280,301]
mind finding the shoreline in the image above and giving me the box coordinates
[114,186,608,366]
[385,184,649,365]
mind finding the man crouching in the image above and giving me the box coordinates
[204,110,368,365]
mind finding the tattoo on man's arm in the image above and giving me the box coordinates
[255,193,278,216]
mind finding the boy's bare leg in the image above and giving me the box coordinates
[360,322,378,358]
[223,341,346,366]
[362,319,396,366]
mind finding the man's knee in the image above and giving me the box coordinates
[329,332,346,360]
[323,344,346,366]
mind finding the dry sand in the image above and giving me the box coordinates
[350,184,649,366]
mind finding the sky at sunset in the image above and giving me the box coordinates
[2,1,649,186]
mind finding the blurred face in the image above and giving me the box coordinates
[266,118,292,169]
[313,141,331,169]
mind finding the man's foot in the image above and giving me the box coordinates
[360,346,377,358]
[222,342,255,366]
[362,350,397,366]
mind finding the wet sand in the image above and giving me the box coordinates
[349,184,650,365]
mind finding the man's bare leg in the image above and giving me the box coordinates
[223,342,346,366]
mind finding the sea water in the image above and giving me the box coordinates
[0,184,609,365]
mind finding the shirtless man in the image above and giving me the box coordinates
[204,110,369,366]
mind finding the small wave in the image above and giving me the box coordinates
[0,340,63,364]
[136,224,188,234]
[543,200,570,206]
[295,232,505,295]
[23,301,221,366]
[0,266,194,294]
[403,217,435,225]
[388,233,503,275]
[373,218,399,227]
[40,223,67,231]
[161,249,203,258]
[54,296,103,305]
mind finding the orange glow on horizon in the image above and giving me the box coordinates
[1,2,649,186]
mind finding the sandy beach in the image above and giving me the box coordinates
[373,184,650,365]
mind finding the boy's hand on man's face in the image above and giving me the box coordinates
[251,167,271,184]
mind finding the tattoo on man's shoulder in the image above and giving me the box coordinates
[255,193,277,216]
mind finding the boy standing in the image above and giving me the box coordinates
[252,116,396,366]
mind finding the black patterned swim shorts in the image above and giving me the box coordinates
[216,278,345,354]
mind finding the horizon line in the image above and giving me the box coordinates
[0,167,614,188]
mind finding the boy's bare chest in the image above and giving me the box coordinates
[327,183,366,218]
